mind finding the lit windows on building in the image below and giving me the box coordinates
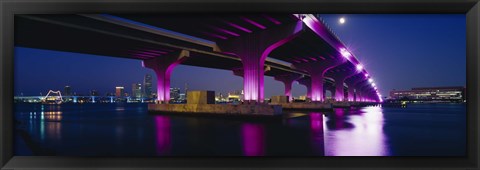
[132,83,142,98]
[170,88,180,101]
[389,86,465,102]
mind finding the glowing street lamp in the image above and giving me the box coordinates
[368,78,373,83]
[340,48,352,59]
[356,64,363,71]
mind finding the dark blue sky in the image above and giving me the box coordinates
[14,14,466,98]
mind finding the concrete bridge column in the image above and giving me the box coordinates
[297,77,312,99]
[330,72,357,102]
[293,60,344,102]
[359,84,376,102]
[218,21,304,102]
[345,74,366,102]
[323,83,335,101]
[356,81,369,102]
[274,74,303,100]
[143,50,190,103]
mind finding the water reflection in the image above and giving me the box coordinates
[323,106,389,156]
[241,123,265,156]
[32,105,64,143]
[14,103,464,156]
[155,116,172,155]
[326,108,354,130]
[309,113,324,154]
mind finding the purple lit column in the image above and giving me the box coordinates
[297,77,312,99]
[274,74,303,100]
[324,64,358,102]
[323,83,335,100]
[143,50,190,103]
[358,83,375,102]
[293,59,344,102]
[345,74,365,102]
[355,80,369,102]
[218,21,304,102]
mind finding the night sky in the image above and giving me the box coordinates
[14,14,466,98]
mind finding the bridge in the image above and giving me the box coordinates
[15,14,381,107]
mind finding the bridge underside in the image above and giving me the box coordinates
[15,14,380,103]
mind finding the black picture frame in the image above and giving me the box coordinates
[1,0,478,169]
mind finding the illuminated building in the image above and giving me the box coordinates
[170,87,180,101]
[143,74,153,98]
[389,86,465,102]
[179,93,186,101]
[115,87,124,97]
[227,90,244,102]
[132,83,142,98]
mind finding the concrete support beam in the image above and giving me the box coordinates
[323,82,335,101]
[332,76,351,101]
[143,50,190,103]
[274,74,303,100]
[325,69,358,102]
[293,60,344,102]
[297,77,312,99]
[355,81,369,102]
[345,73,367,102]
[218,21,304,102]
[358,82,376,102]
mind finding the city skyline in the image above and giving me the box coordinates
[14,14,466,98]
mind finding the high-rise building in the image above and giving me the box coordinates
[115,87,124,97]
[170,87,180,101]
[132,83,142,98]
[64,86,72,96]
[143,74,153,98]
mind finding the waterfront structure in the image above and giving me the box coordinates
[132,83,142,98]
[143,74,153,98]
[226,90,244,102]
[115,87,124,97]
[17,14,382,106]
[389,86,465,102]
[215,93,228,102]
[170,87,180,101]
[179,93,186,101]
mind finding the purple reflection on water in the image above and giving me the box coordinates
[155,116,171,155]
[241,123,265,156]
[334,108,345,129]
[310,113,324,154]
[324,106,389,156]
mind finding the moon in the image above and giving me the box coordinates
[339,17,346,24]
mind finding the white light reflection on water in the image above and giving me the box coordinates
[323,106,389,156]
